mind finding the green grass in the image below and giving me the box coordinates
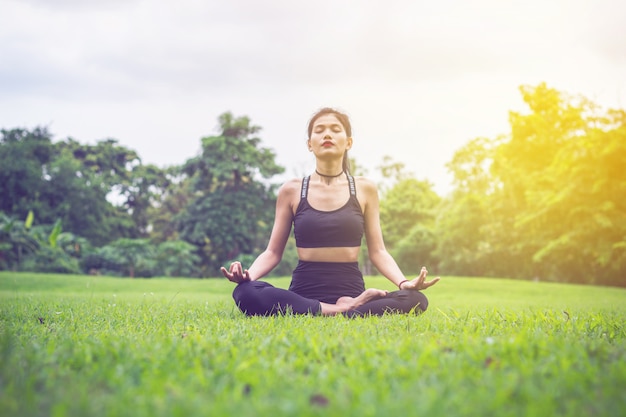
[1,272,625,417]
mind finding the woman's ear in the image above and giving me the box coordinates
[346,137,353,150]
[307,139,312,151]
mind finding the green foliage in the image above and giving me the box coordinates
[148,168,193,243]
[0,127,189,275]
[377,158,441,275]
[156,240,201,277]
[177,112,284,275]
[119,163,173,238]
[0,130,146,246]
[439,83,626,286]
[55,232,91,259]
[79,239,203,278]
[392,224,438,275]
[107,238,156,278]
[56,137,141,188]
[0,212,40,270]
[380,177,440,246]
[1,273,625,417]
[0,128,53,217]
[2,95,624,286]
[21,246,81,274]
[45,150,114,245]
[48,219,62,248]
[80,246,125,276]
[24,210,34,229]
[435,192,494,276]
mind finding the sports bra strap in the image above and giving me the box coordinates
[347,174,356,196]
[301,176,310,199]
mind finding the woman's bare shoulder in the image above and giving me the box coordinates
[353,175,379,195]
[277,177,304,199]
[281,177,304,191]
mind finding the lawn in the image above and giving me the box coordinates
[1,272,625,417]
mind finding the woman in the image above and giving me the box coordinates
[221,107,440,316]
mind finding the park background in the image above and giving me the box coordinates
[1,3,626,416]
[2,81,624,287]
[1,0,624,286]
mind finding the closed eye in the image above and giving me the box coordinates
[314,124,343,133]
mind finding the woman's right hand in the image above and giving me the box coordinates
[400,266,440,291]
[220,261,251,284]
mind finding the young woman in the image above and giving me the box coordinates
[221,107,440,316]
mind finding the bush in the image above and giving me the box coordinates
[21,246,80,274]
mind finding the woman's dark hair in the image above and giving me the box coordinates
[307,107,352,174]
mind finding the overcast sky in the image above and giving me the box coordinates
[1,0,625,194]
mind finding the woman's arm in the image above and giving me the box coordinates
[221,180,298,282]
[360,177,439,290]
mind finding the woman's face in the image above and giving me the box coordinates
[307,114,352,156]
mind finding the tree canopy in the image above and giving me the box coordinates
[176,112,284,275]
[437,83,625,286]
[1,87,624,286]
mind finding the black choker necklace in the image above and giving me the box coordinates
[316,169,344,179]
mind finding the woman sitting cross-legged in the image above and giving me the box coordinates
[221,107,440,317]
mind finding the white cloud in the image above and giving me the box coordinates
[1,0,625,194]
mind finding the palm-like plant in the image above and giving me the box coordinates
[0,211,39,270]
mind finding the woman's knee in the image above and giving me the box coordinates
[413,290,429,312]
[233,280,263,302]
[232,281,272,315]
[397,289,429,313]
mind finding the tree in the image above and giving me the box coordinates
[0,128,53,219]
[496,86,626,285]
[434,192,493,277]
[57,138,141,189]
[176,112,284,275]
[439,83,626,286]
[52,138,145,243]
[434,136,510,277]
[148,167,192,243]
[0,130,145,246]
[39,147,119,246]
[118,163,171,238]
[377,157,441,274]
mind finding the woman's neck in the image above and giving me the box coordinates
[314,164,344,185]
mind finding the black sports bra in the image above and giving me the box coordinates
[293,174,365,248]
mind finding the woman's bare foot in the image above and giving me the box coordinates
[336,288,388,311]
[320,288,388,315]
[320,288,388,316]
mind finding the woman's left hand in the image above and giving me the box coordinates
[400,267,440,291]
[220,261,251,284]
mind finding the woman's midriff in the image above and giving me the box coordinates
[297,246,360,263]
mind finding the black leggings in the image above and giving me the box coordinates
[232,280,429,317]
